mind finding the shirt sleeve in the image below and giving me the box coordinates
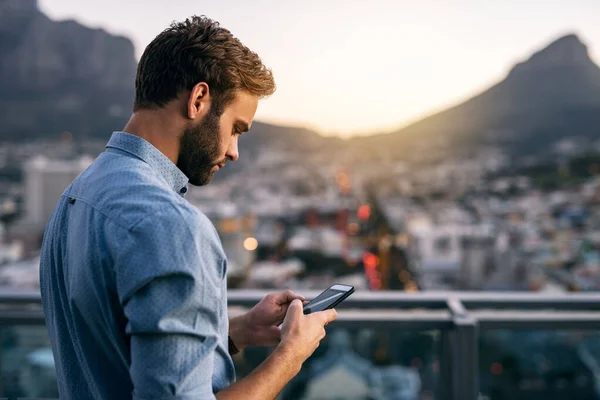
[110,206,226,400]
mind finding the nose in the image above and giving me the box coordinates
[226,135,239,162]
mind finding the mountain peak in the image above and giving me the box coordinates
[509,34,594,76]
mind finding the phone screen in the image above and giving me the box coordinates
[303,284,354,314]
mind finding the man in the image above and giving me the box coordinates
[40,15,337,400]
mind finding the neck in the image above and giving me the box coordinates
[122,108,183,164]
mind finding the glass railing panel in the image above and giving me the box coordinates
[0,326,58,399]
[479,330,600,400]
[234,327,441,400]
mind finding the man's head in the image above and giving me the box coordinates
[134,16,275,185]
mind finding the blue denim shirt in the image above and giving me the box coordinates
[40,131,235,400]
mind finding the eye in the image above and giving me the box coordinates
[232,128,241,136]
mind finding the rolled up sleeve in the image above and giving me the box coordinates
[110,207,225,399]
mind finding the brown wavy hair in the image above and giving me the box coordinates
[134,15,276,114]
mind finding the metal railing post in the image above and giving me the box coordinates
[454,315,478,400]
[448,298,478,400]
[439,329,453,400]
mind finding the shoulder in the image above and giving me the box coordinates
[132,201,220,247]
[69,152,191,230]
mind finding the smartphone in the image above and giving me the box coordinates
[302,283,355,314]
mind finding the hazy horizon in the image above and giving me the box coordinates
[39,0,600,138]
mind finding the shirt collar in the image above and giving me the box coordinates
[106,131,189,196]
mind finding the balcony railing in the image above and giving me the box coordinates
[1,290,600,400]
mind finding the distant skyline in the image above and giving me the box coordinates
[39,0,600,137]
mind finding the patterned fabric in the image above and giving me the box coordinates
[40,131,235,400]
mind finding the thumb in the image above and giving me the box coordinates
[283,299,303,324]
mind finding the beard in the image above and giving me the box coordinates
[177,108,225,186]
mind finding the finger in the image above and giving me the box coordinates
[278,295,305,323]
[315,308,338,325]
[284,299,304,323]
[269,325,282,338]
[282,298,308,310]
[276,290,304,305]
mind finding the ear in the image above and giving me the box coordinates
[187,82,211,120]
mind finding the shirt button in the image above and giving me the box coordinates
[180,187,188,194]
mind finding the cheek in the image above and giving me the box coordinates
[218,129,231,151]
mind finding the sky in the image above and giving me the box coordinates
[39,0,600,138]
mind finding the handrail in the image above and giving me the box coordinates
[4,290,600,309]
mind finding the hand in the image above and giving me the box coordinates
[229,290,306,350]
[279,299,338,364]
